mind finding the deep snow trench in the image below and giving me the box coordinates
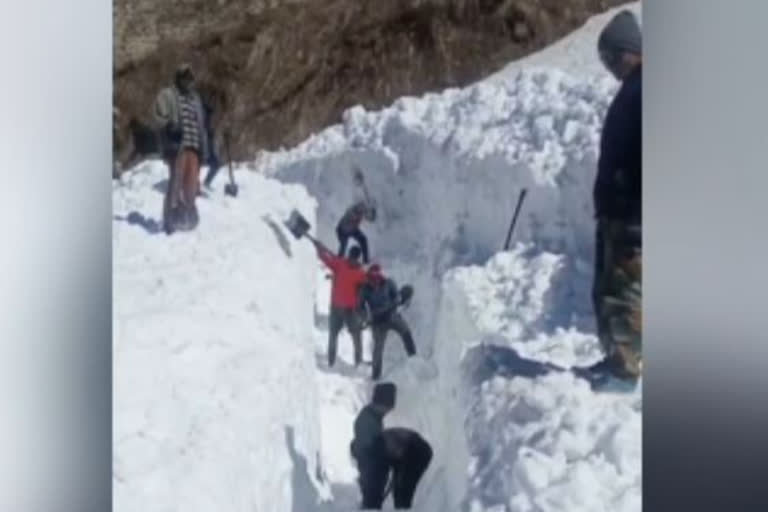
[264,67,641,512]
[113,7,642,509]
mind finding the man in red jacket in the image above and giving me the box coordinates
[313,241,368,367]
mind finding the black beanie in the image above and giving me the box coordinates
[598,10,642,56]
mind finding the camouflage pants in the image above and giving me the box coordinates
[592,219,642,378]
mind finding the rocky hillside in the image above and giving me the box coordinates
[114,0,628,163]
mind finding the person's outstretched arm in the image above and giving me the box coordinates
[311,238,339,272]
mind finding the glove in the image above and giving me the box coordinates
[398,285,414,307]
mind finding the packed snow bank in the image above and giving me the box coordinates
[268,68,615,347]
[447,248,641,512]
[113,164,331,511]
[112,4,642,509]
[256,62,639,511]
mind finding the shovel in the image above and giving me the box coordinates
[352,166,377,221]
[223,130,239,197]
[284,209,318,243]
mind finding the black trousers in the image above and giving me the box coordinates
[371,312,416,380]
[203,164,219,187]
[358,435,433,510]
[328,306,363,366]
[391,435,433,509]
[337,224,369,263]
[358,457,391,509]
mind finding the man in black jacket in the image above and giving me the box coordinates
[350,383,433,510]
[358,265,417,380]
[350,382,396,509]
[380,427,433,509]
[336,200,375,264]
[587,10,643,385]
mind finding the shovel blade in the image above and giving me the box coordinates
[284,209,312,240]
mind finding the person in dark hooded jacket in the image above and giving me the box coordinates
[336,200,375,264]
[585,9,643,385]
[379,427,432,509]
[351,382,396,509]
[350,383,433,510]
[358,264,416,380]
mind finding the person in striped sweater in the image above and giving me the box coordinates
[152,63,212,233]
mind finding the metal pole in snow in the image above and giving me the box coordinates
[503,188,528,251]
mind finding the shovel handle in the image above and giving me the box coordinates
[224,130,236,187]
[302,232,323,248]
[353,166,372,204]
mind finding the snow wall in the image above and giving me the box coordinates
[113,53,641,512]
[113,170,332,511]
[263,67,640,511]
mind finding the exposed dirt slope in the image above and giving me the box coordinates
[114,0,629,162]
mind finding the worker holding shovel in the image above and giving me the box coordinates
[336,166,377,264]
[336,200,375,264]
[286,210,367,368]
[314,240,367,368]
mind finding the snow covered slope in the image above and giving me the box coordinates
[488,2,642,83]
[113,167,331,511]
[113,3,641,511]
